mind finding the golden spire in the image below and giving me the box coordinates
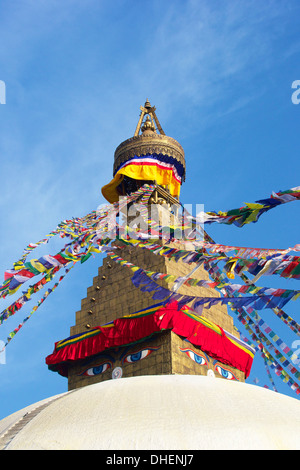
[101,99,186,203]
[113,99,186,182]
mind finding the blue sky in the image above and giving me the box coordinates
[0,0,300,419]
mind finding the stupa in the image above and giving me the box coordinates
[1,100,300,451]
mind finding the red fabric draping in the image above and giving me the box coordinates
[46,302,254,378]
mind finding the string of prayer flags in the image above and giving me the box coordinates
[0,267,59,325]
[109,248,300,364]
[1,265,74,352]
[174,239,300,259]
[204,260,300,337]
[127,226,300,394]
[129,268,295,313]
[191,225,300,393]
[119,236,300,285]
[262,356,278,392]
[222,254,300,282]
[9,183,154,270]
[0,185,155,299]
[0,185,155,350]
[188,186,300,227]
[236,332,278,392]
[108,250,300,302]
[0,246,83,299]
[205,258,300,394]
[228,300,300,394]
[120,237,300,274]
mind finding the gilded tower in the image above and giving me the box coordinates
[46,101,254,389]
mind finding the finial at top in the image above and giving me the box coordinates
[134,99,165,137]
[144,98,152,110]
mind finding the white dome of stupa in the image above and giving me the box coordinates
[0,374,300,450]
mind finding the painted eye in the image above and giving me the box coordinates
[82,362,112,376]
[122,348,157,364]
[215,364,237,380]
[180,348,207,366]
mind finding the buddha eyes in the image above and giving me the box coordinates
[122,347,159,364]
[215,365,237,380]
[180,348,207,366]
[82,361,112,376]
[80,347,159,377]
[180,347,238,380]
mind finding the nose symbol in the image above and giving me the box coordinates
[112,366,123,379]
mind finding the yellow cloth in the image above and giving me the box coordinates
[101,174,124,203]
[101,161,181,203]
